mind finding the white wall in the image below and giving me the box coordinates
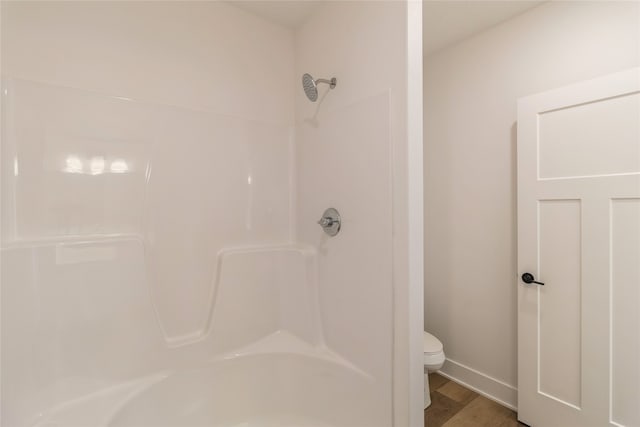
[1,2,423,424]
[1,0,295,341]
[424,0,640,408]
[1,3,295,423]
[294,1,422,424]
[1,1,294,125]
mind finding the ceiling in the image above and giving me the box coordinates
[229,1,321,29]
[229,1,544,54]
[422,1,543,55]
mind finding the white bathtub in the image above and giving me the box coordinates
[2,241,390,427]
[115,354,376,427]
[32,353,377,427]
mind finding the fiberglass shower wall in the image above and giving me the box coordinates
[1,2,294,423]
[293,2,412,423]
[1,1,419,426]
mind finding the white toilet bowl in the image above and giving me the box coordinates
[423,331,445,409]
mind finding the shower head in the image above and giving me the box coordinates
[302,73,337,102]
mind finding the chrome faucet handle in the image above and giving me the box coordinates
[317,208,341,237]
[317,217,334,227]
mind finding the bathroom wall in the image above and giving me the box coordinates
[2,2,423,425]
[1,1,294,124]
[424,0,640,408]
[294,1,422,424]
[1,0,294,340]
[1,2,295,423]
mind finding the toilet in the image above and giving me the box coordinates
[423,331,445,408]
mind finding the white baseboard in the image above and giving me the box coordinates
[437,358,518,411]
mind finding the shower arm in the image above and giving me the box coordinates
[315,78,337,89]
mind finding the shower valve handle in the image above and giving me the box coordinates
[317,217,335,227]
[317,208,341,237]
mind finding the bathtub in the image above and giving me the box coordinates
[2,241,390,427]
[32,353,377,427]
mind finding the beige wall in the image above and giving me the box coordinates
[424,0,640,407]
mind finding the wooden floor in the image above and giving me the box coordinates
[424,373,523,427]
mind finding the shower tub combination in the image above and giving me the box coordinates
[0,1,418,425]
[1,75,393,426]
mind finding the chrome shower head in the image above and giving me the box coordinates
[302,73,337,102]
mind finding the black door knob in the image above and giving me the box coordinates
[522,273,544,286]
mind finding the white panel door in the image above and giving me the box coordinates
[517,68,640,427]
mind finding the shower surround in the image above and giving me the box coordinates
[1,2,422,426]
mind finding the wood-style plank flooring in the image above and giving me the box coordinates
[424,373,524,427]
